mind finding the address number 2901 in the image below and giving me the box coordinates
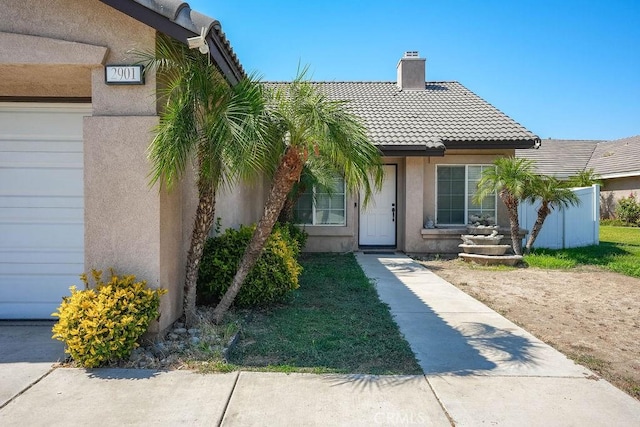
[105,65,144,85]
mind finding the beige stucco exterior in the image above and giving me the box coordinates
[302,149,516,254]
[0,0,268,331]
[1,0,529,327]
[600,175,640,218]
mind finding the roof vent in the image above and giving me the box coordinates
[397,51,426,90]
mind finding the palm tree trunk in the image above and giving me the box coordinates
[524,203,550,254]
[212,147,304,323]
[501,191,523,255]
[184,179,217,327]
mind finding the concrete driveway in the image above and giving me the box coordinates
[0,321,65,408]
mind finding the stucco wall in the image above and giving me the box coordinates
[403,158,426,252]
[216,179,268,231]
[0,0,191,331]
[600,176,640,218]
[83,115,160,285]
[0,0,156,114]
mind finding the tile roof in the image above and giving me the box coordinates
[587,135,640,177]
[265,81,539,151]
[516,139,601,179]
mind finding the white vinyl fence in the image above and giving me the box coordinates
[518,185,600,249]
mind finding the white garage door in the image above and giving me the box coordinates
[0,103,91,319]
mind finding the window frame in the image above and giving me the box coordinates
[294,177,347,227]
[435,164,497,227]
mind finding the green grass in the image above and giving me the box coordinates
[228,253,422,375]
[524,225,640,278]
[601,225,640,246]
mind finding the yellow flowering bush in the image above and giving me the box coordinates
[52,269,167,368]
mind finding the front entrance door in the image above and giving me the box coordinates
[359,164,397,246]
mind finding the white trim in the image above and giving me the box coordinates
[599,171,640,180]
[0,102,92,114]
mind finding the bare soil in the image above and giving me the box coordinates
[418,257,640,400]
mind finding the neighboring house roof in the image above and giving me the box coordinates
[101,0,244,83]
[516,139,601,179]
[516,136,640,180]
[266,81,539,156]
[587,135,640,179]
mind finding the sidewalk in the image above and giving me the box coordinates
[355,253,640,426]
[1,254,639,426]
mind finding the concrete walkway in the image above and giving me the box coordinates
[355,253,640,426]
[1,254,639,426]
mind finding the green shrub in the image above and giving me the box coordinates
[52,270,167,368]
[197,224,302,307]
[615,193,640,226]
[276,221,308,253]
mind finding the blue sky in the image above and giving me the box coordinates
[190,0,639,141]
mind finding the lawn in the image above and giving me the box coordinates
[228,253,422,375]
[524,225,640,278]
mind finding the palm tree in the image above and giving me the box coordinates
[211,71,384,323]
[474,157,537,256]
[138,35,268,327]
[524,176,580,253]
[565,168,603,188]
[277,165,337,223]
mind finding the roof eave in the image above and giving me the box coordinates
[598,171,640,180]
[378,145,446,157]
[444,139,539,150]
[100,0,243,84]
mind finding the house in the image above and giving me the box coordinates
[588,135,640,218]
[516,136,640,218]
[275,53,539,253]
[0,0,539,325]
[0,0,265,326]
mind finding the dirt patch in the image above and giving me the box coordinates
[418,257,640,400]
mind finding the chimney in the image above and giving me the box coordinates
[397,51,426,90]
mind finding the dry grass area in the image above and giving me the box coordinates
[419,258,640,400]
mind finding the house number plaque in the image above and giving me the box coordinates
[105,65,145,85]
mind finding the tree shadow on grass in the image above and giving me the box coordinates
[529,243,632,267]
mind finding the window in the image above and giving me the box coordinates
[436,165,496,225]
[294,176,346,225]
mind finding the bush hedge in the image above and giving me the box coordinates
[615,193,640,226]
[197,223,305,308]
[52,270,166,368]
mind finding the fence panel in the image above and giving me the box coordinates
[518,185,600,249]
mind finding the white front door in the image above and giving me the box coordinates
[0,103,90,319]
[359,164,397,246]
